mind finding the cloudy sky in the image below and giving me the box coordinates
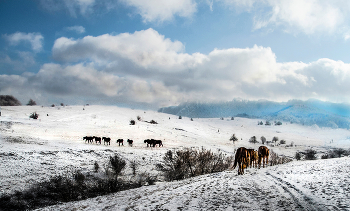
[1,0,350,108]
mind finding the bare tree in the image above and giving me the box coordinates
[272,136,279,145]
[27,99,36,106]
[230,134,238,143]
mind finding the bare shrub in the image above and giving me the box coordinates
[27,99,36,106]
[130,120,136,125]
[230,134,238,143]
[304,149,317,160]
[29,112,39,119]
[269,149,293,166]
[109,154,126,179]
[280,139,286,145]
[249,136,258,144]
[130,161,137,176]
[272,136,279,145]
[156,148,233,181]
[137,116,142,121]
[260,136,266,144]
[94,161,99,173]
[295,152,302,160]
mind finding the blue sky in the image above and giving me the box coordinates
[1,0,350,108]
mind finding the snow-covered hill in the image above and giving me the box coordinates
[0,105,350,210]
[158,99,350,129]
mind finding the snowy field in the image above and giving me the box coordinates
[1,105,350,210]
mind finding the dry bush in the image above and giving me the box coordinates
[304,149,317,160]
[156,148,233,181]
[269,149,292,166]
[29,112,39,119]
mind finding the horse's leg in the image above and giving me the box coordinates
[266,155,269,166]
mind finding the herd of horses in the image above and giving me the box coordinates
[233,146,270,175]
[83,135,269,175]
[83,136,163,147]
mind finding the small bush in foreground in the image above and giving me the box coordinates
[0,155,141,211]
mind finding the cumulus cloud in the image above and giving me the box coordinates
[4,32,44,52]
[52,28,206,70]
[3,29,350,107]
[65,26,86,34]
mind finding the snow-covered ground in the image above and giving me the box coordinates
[1,105,350,210]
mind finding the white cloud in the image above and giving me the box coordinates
[4,32,44,52]
[65,26,86,34]
[52,28,206,70]
[4,29,350,107]
[121,0,197,23]
[217,0,350,38]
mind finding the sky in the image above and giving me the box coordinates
[1,0,350,109]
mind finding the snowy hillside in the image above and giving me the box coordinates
[38,157,350,211]
[0,105,350,210]
[159,99,350,129]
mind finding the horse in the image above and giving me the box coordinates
[116,139,124,146]
[127,139,133,146]
[144,139,155,147]
[233,147,250,175]
[153,139,163,147]
[94,136,102,144]
[246,149,255,168]
[258,146,269,168]
[102,137,111,145]
[252,150,259,168]
[83,136,93,144]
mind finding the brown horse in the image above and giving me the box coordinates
[246,149,256,168]
[258,146,269,168]
[116,139,124,146]
[233,147,250,175]
[252,150,259,168]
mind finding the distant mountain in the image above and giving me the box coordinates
[158,99,350,129]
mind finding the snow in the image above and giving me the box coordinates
[1,105,350,210]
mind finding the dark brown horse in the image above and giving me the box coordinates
[94,136,102,144]
[144,139,154,147]
[83,136,93,144]
[127,139,133,146]
[116,139,124,146]
[233,147,250,175]
[258,146,269,168]
[152,139,163,147]
[102,137,111,145]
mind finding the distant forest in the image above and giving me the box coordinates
[0,95,22,106]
